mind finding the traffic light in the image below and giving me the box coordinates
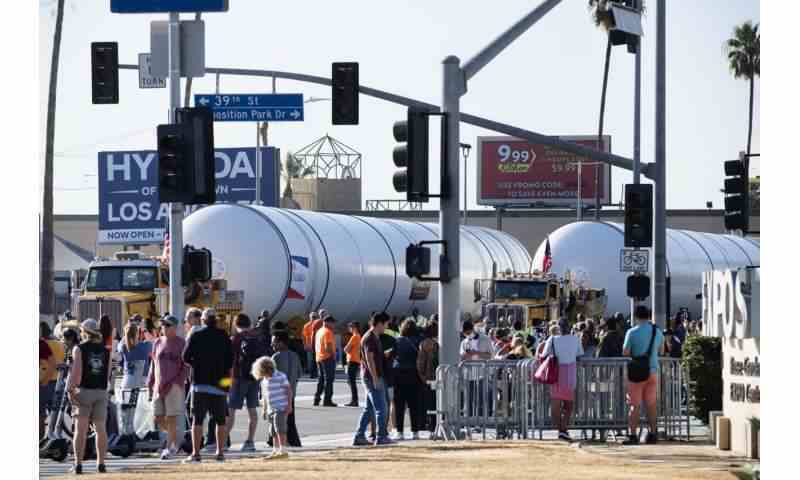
[182,245,212,286]
[91,42,119,104]
[176,107,216,205]
[332,62,359,125]
[627,274,650,299]
[723,153,748,231]
[393,108,429,202]
[624,183,653,248]
[406,244,431,279]
[157,123,190,203]
[157,107,216,205]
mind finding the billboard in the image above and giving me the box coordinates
[98,146,279,245]
[477,135,611,207]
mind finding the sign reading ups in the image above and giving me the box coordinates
[476,135,611,207]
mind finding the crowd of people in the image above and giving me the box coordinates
[38,303,700,473]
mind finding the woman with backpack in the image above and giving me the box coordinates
[416,321,439,435]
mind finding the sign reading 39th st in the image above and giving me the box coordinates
[194,94,304,122]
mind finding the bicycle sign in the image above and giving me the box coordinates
[620,248,649,273]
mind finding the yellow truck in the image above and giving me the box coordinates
[74,251,243,334]
[474,268,607,331]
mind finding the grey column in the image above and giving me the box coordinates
[168,11,185,326]
[652,0,666,328]
[440,56,464,367]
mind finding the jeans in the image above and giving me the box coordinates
[355,376,388,440]
[315,358,336,403]
[346,362,360,404]
[306,351,317,377]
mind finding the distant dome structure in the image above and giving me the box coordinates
[531,222,759,318]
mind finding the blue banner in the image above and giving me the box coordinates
[97,147,279,245]
[111,0,229,13]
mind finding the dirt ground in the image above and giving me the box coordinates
[48,441,745,480]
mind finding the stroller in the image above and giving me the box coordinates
[110,386,193,455]
[39,363,74,462]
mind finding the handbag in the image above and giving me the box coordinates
[628,324,657,383]
[534,338,559,385]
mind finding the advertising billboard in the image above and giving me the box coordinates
[98,146,279,245]
[477,135,611,207]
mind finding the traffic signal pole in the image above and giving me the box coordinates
[653,0,666,329]
[438,0,563,367]
[168,11,185,326]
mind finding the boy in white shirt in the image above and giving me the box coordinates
[251,357,293,459]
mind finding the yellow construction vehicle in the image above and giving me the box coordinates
[74,251,243,334]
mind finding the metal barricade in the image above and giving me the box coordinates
[432,357,691,442]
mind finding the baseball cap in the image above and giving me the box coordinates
[81,318,101,335]
[161,315,178,327]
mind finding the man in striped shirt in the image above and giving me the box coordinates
[252,357,293,460]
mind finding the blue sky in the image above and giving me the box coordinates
[39,0,760,214]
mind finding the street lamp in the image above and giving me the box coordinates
[460,143,472,225]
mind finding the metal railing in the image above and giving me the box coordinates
[431,357,690,442]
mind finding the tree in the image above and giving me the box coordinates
[281,151,314,200]
[40,0,66,322]
[725,21,760,158]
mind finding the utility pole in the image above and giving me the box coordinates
[633,0,642,184]
[167,11,185,325]
[653,0,666,329]
[438,0,563,367]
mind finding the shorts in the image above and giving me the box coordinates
[40,381,56,416]
[228,378,259,410]
[72,388,108,423]
[269,411,288,436]
[192,391,227,426]
[153,384,184,417]
[627,373,658,407]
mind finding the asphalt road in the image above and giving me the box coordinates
[39,368,375,478]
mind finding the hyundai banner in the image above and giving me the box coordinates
[98,147,279,245]
[477,135,611,207]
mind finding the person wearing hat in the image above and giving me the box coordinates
[66,318,113,475]
[147,315,187,460]
[314,315,338,407]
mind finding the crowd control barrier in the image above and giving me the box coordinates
[430,357,690,442]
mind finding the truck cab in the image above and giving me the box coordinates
[474,270,561,330]
[76,252,166,334]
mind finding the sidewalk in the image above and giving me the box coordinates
[45,438,751,480]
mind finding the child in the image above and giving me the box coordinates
[251,356,293,459]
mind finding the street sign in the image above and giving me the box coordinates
[138,53,166,89]
[111,0,229,13]
[620,248,650,273]
[97,147,279,244]
[194,94,304,122]
[151,20,206,79]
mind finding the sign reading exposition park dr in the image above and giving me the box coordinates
[97,147,279,245]
[477,135,611,207]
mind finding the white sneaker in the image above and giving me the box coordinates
[392,432,404,441]
[160,448,171,460]
[412,432,420,440]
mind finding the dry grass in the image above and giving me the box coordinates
[48,442,739,480]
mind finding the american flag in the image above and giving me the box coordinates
[542,237,553,273]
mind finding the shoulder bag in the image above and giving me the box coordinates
[627,324,657,383]
[534,337,559,385]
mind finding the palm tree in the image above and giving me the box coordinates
[40,0,65,322]
[587,0,617,220]
[725,21,760,157]
[281,151,314,200]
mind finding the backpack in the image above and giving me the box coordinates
[238,333,268,380]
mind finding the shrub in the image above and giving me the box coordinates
[681,335,722,424]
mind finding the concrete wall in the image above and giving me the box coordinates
[55,209,758,261]
[722,337,760,458]
[291,178,361,211]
